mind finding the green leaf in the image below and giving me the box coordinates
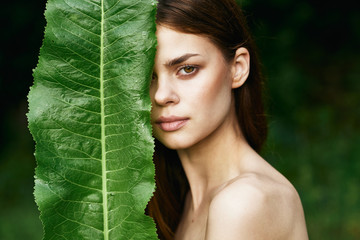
[27,0,158,239]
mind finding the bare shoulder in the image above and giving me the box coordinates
[206,172,308,240]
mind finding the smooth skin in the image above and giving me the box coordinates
[150,26,309,240]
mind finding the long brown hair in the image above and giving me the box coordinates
[146,0,268,239]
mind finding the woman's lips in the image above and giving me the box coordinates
[156,116,189,132]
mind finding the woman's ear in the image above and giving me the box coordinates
[231,47,250,89]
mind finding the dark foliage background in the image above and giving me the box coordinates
[0,0,359,239]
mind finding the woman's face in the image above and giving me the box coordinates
[150,26,235,150]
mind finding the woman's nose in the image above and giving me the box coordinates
[152,76,179,106]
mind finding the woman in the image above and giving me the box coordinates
[147,0,308,239]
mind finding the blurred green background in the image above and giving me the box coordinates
[0,0,359,239]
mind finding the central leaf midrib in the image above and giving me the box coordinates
[100,0,109,239]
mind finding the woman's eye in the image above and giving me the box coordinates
[183,66,195,73]
[150,72,157,86]
[178,65,197,76]
[151,72,157,81]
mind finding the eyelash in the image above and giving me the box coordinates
[177,65,198,76]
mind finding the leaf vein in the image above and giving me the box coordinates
[52,96,101,115]
[104,106,133,118]
[54,207,103,232]
[38,139,101,161]
[44,51,99,80]
[63,0,101,23]
[52,120,101,142]
[42,63,100,97]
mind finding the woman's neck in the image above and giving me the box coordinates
[177,113,253,211]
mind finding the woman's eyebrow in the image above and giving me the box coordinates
[165,53,199,67]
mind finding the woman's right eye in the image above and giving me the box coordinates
[150,72,158,86]
[152,72,157,81]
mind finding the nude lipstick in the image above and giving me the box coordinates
[156,116,189,132]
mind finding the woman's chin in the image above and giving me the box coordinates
[159,140,189,151]
[155,134,194,151]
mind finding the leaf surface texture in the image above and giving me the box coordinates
[28,0,158,239]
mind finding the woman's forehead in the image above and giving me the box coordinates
[155,26,220,61]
